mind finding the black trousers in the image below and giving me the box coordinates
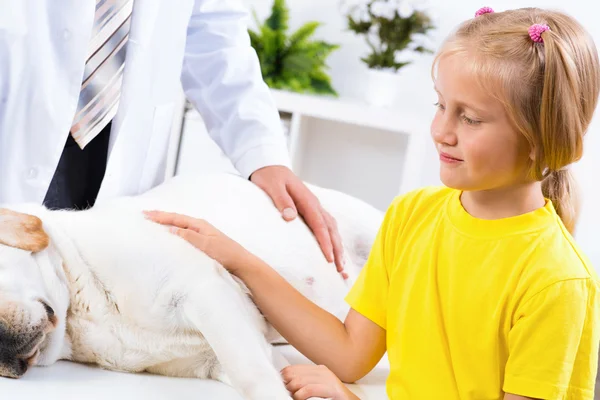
[43,122,111,210]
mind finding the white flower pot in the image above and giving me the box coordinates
[364,68,400,108]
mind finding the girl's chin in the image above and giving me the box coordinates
[439,169,467,190]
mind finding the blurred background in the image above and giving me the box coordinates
[172,0,600,271]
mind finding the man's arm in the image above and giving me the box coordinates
[182,0,290,179]
[181,1,345,271]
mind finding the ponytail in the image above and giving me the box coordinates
[536,24,591,234]
[542,169,579,233]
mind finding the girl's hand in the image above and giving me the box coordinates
[281,365,360,400]
[143,210,251,275]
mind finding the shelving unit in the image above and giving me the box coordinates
[171,89,430,212]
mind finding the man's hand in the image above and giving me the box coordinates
[250,165,346,279]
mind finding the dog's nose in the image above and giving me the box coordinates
[39,300,57,329]
[0,321,42,378]
[14,358,28,377]
[41,301,54,319]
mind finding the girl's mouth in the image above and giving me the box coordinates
[439,152,463,164]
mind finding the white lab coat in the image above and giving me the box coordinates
[0,0,290,205]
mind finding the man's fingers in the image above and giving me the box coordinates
[288,183,334,263]
[332,232,346,274]
[305,208,334,263]
[324,212,346,275]
[265,184,298,221]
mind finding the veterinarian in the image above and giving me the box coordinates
[0,1,345,273]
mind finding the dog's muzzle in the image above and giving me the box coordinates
[0,302,55,378]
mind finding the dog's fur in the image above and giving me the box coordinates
[0,172,383,399]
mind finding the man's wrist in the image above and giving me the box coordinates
[234,142,292,180]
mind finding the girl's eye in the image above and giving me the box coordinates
[461,115,481,125]
[434,102,445,111]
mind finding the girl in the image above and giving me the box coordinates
[146,7,600,400]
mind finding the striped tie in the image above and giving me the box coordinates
[70,0,134,149]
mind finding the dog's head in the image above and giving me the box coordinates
[0,209,59,378]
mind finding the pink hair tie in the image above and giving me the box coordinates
[528,24,550,43]
[475,7,494,17]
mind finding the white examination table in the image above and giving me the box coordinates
[0,345,389,399]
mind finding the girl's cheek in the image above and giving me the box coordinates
[430,114,442,143]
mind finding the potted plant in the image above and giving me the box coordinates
[341,0,435,107]
[248,0,340,96]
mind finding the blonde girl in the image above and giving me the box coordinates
[147,6,600,400]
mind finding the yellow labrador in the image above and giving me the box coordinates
[0,173,382,399]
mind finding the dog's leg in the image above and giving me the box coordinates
[181,269,291,400]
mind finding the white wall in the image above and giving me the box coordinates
[240,0,600,267]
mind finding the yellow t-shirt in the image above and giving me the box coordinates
[346,186,600,399]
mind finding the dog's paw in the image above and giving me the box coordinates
[215,371,233,386]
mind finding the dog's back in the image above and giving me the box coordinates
[100,172,384,319]
[124,172,383,273]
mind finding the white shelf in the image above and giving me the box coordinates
[270,89,420,136]
[172,89,429,212]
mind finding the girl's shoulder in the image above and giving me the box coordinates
[386,185,455,219]
[376,186,456,238]
[528,223,599,285]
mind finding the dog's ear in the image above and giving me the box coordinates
[0,209,49,252]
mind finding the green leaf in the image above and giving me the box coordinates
[347,16,371,34]
[251,10,262,31]
[310,69,337,95]
[294,41,339,64]
[247,0,338,96]
[258,25,280,75]
[393,61,411,71]
[413,45,434,54]
[282,53,318,74]
[248,29,262,52]
[289,21,320,48]
[266,0,289,32]
[346,2,436,71]
[311,79,337,95]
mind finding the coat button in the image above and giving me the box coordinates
[27,168,38,179]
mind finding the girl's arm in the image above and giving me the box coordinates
[144,211,386,383]
[239,252,386,382]
[504,394,537,400]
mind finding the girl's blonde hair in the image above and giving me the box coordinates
[432,8,600,233]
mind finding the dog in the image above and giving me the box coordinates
[0,172,383,399]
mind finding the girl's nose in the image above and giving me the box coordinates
[431,114,458,147]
